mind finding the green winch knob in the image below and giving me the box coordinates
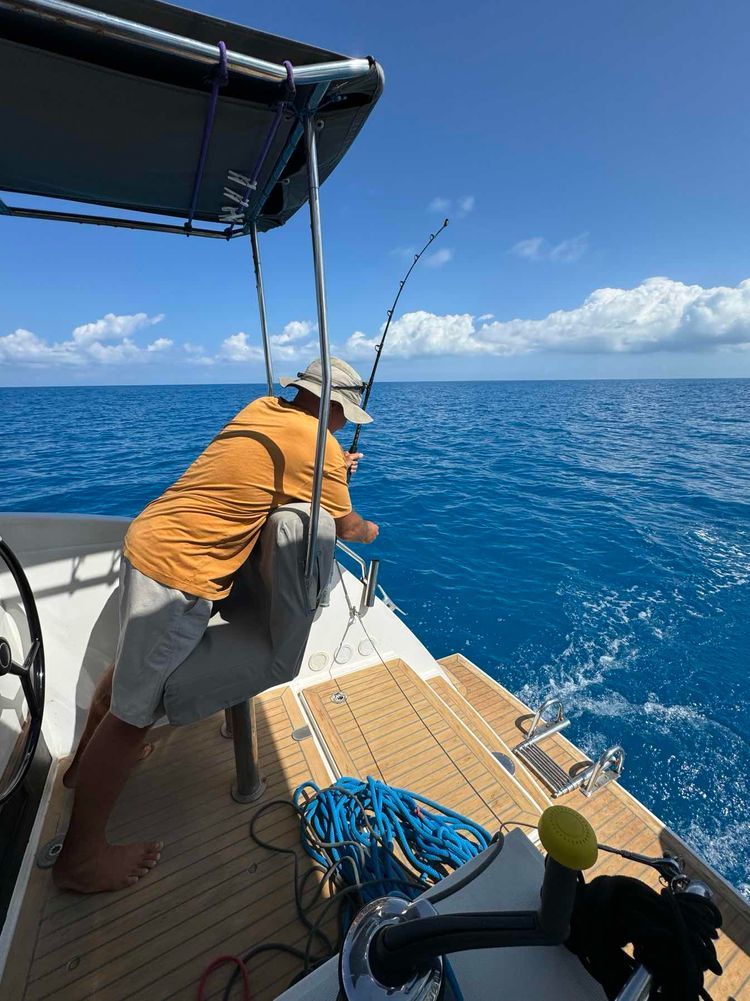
[538,805,598,871]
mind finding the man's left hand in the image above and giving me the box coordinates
[344,451,364,475]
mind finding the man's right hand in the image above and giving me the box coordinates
[336,511,379,544]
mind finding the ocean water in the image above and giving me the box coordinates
[1,379,749,897]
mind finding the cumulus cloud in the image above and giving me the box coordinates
[0,312,321,371]
[271,320,315,346]
[512,233,588,263]
[71,312,164,346]
[0,312,167,367]
[425,248,453,268]
[218,321,319,364]
[218,332,265,363]
[342,277,750,359]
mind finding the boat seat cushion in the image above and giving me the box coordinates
[162,502,335,726]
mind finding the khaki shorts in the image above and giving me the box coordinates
[110,556,212,727]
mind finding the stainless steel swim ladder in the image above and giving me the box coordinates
[514,697,625,798]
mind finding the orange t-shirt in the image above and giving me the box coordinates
[123,396,352,599]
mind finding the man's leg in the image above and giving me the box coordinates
[63,665,152,789]
[54,711,162,892]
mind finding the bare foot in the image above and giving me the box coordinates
[53,840,163,893]
[63,741,154,790]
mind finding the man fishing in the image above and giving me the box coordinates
[55,358,378,893]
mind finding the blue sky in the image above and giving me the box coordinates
[3,0,750,385]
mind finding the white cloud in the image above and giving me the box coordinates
[511,237,546,261]
[271,320,315,346]
[146,337,173,352]
[218,332,265,363]
[71,312,164,345]
[457,195,475,216]
[428,195,474,219]
[477,313,495,322]
[428,196,451,213]
[0,328,80,365]
[183,342,214,366]
[0,312,167,367]
[342,277,750,359]
[425,248,453,269]
[1,313,321,372]
[511,233,588,263]
[548,233,588,263]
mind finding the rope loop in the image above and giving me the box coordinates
[214,40,229,87]
[282,59,296,99]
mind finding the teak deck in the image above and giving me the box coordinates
[2,689,333,1001]
[3,654,749,1001]
[437,653,750,1001]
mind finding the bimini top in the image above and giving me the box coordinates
[0,0,383,236]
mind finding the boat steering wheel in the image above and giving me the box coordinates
[0,538,45,806]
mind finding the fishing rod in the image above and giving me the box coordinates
[348,218,449,465]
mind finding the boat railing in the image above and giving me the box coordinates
[335,542,380,609]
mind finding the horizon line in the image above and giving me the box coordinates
[2,374,750,390]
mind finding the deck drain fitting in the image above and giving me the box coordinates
[331,691,347,705]
[292,726,312,741]
[36,835,65,868]
[492,751,516,775]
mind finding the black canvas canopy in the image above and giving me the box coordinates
[0,0,383,235]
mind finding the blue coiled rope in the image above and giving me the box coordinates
[218,777,492,1000]
[292,777,492,1001]
[294,775,492,904]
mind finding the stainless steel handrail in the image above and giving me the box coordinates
[583,744,624,797]
[336,540,368,580]
[249,222,274,396]
[615,966,652,1001]
[303,114,332,593]
[525,697,565,741]
[2,0,374,84]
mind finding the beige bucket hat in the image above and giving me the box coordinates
[280,357,373,425]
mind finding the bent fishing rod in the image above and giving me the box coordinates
[348,218,449,468]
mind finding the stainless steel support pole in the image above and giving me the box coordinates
[229,700,266,803]
[221,707,233,738]
[249,223,274,395]
[303,114,332,591]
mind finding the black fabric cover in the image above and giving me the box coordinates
[0,0,382,230]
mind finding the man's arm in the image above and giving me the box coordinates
[335,510,379,543]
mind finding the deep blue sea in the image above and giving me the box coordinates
[1,379,749,897]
